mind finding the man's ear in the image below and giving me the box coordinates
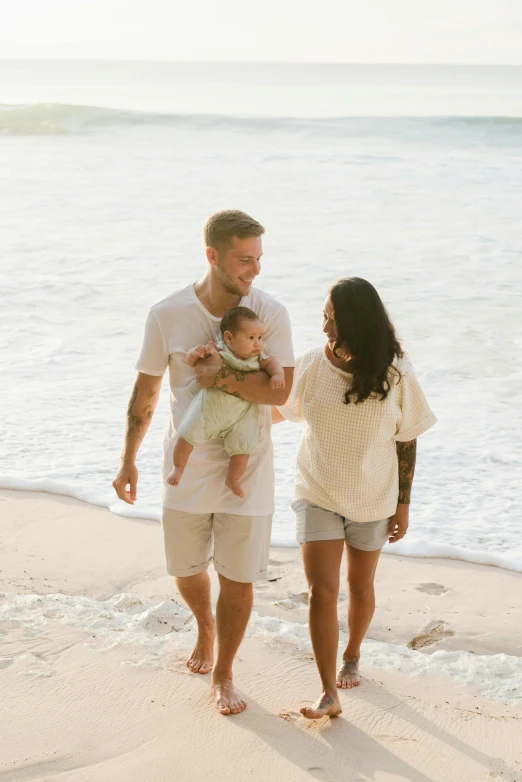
[206,246,218,266]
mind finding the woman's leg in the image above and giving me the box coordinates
[300,539,344,719]
[337,544,381,688]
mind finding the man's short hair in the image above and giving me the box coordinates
[220,306,261,336]
[203,210,265,249]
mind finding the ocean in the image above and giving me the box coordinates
[2,60,522,572]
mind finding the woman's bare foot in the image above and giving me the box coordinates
[167,466,184,487]
[186,625,215,674]
[211,678,247,715]
[300,691,342,720]
[225,478,244,498]
[336,655,361,689]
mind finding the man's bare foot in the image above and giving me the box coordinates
[225,478,244,498]
[186,626,214,674]
[300,691,342,720]
[167,466,184,487]
[337,655,361,689]
[212,678,247,715]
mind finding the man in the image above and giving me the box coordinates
[112,210,294,715]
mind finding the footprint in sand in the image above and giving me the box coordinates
[273,599,296,610]
[278,710,302,724]
[408,620,455,650]
[415,582,449,596]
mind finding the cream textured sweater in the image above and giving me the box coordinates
[280,347,437,522]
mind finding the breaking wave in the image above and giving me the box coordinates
[2,102,522,138]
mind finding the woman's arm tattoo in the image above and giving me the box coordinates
[396,439,417,504]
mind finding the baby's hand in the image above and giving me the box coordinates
[187,344,211,366]
[271,374,286,390]
[192,345,209,361]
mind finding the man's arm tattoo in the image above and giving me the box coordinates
[396,439,417,504]
[212,363,245,398]
[126,384,154,443]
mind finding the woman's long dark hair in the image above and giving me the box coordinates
[329,277,403,404]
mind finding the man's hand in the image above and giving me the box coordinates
[112,462,139,505]
[388,503,409,543]
[193,342,223,389]
[111,372,162,505]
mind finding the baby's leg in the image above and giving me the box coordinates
[225,454,249,498]
[167,437,194,486]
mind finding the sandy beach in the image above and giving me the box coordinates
[1,489,521,782]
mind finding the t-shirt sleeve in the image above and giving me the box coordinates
[264,305,295,368]
[135,310,169,377]
[394,363,437,442]
[277,353,307,423]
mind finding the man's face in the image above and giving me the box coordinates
[211,236,262,298]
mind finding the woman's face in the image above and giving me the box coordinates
[322,297,337,346]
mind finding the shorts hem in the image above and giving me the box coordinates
[297,531,387,551]
[214,561,267,584]
[175,432,198,448]
[166,561,211,578]
[297,531,346,543]
[162,501,275,516]
[346,540,387,552]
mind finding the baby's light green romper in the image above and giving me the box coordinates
[177,340,267,456]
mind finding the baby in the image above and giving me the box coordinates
[167,306,285,498]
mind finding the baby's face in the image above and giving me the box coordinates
[226,319,265,359]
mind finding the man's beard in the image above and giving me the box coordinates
[215,264,246,298]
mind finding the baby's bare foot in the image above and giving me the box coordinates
[212,678,247,715]
[225,478,244,498]
[300,692,342,720]
[337,655,361,689]
[167,467,184,486]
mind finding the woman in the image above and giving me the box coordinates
[273,277,436,720]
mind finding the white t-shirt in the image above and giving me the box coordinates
[280,347,437,523]
[135,283,295,516]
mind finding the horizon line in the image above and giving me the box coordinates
[1,57,522,67]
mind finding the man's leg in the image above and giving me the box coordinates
[162,508,214,674]
[176,572,215,674]
[211,511,272,715]
[212,575,253,714]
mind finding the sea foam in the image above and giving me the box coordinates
[1,591,521,705]
[2,477,521,573]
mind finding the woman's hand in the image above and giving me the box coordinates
[388,503,409,543]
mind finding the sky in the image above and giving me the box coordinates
[1,0,522,63]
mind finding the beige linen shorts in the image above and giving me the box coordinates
[293,500,390,551]
[162,507,272,583]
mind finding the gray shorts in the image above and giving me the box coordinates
[293,500,390,551]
